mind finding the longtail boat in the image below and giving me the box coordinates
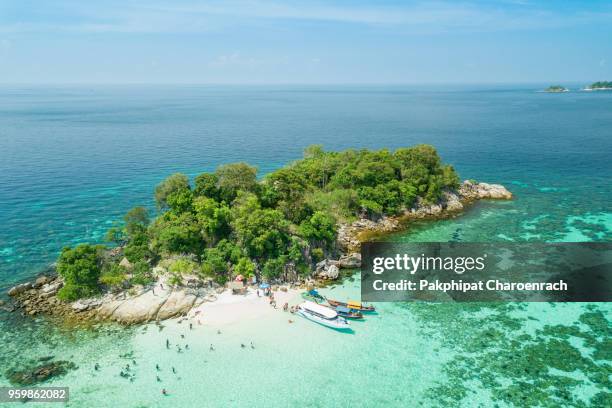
[332,305,364,320]
[326,299,376,313]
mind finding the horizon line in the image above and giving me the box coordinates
[0,80,604,87]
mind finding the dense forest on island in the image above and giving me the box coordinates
[55,145,460,300]
[544,85,567,92]
[587,81,612,89]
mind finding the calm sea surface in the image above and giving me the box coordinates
[0,85,610,407]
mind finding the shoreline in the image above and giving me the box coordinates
[186,287,301,326]
[3,180,512,328]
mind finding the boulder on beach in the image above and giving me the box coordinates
[315,259,342,279]
[97,299,125,319]
[338,253,362,269]
[443,191,464,212]
[459,180,512,200]
[8,282,32,297]
[41,280,63,296]
[72,298,103,312]
[33,276,50,288]
[156,290,196,320]
[111,290,167,324]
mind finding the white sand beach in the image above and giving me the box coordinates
[186,287,302,327]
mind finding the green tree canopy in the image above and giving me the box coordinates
[194,172,221,200]
[124,206,150,236]
[215,162,257,202]
[155,173,190,210]
[56,244,104,300]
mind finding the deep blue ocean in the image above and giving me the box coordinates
[0,85,611,407]
[1,84,611,289]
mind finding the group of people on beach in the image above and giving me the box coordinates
[95,286,298,398]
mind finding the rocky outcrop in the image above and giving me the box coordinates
[156,290,197,320]
[6,360,77,386]
[33,276,50,289]
[459,180,512,200]
[338,253,362,269]
[8,282,32,297]
[97,298,125,319]
[72,298,103,312]
[316,260,340,279]
[111,290,168,324]
[41,280,63,296]
[338,218,399,250]
[337,180,512,251]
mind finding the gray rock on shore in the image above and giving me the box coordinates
[459,180,512,200]
[338,253,362,269]
[156,290,197,320]
[8,282,32,297]
[111,290,168,324]
[316,260,340,279]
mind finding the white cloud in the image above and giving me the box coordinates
[1,0,611,34]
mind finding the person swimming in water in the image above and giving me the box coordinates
[250,342,255,349]
[210,344,215,351]
[185,344,189,350]
[157,375,161,382]
[166,339,170,349]
[172,367,176,374]
[217,330,221,334]
[241,343,245,348]
[94,363,100,371]
[156,364,160,371]
[162,388,168,396]
[189,323,193,330]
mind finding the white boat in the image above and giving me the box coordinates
[296,301,352,331]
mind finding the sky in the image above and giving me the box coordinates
[0,0,611,84]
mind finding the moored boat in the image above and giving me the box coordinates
[326,299,376,313]
[297,301,352,331]
[333,305,364,320]
[301,289,326,303]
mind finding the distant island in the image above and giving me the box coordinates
[544,85,568,93]
[6,145,511,325]
[584,81,612,91]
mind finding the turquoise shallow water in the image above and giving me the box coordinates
[1,84,611,287]
[0,85,611,406]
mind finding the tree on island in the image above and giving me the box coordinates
[544,85,568,92]
[58,144,462,299]
[587,81,612,90]
[56,244,105,301]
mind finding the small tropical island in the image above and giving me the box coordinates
[584,81,612,91]
[544,85,569,93]
[5,145,511,326]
